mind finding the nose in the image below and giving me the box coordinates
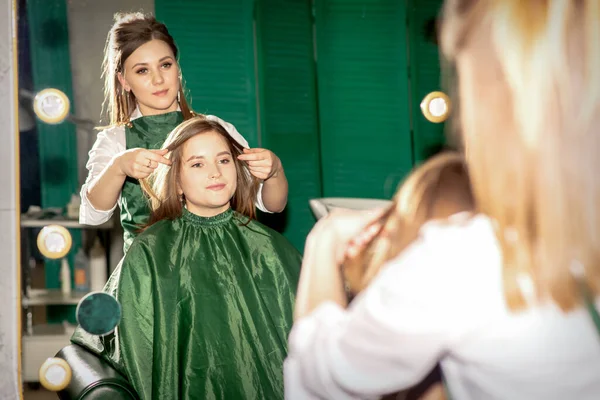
[209,164,222,179]
[152,69,165,85]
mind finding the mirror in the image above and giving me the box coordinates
[76,291,122,336]
[420,91,451,123]
[13,0,449,396]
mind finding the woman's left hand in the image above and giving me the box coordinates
[294,207,387,320]
[306,208,387,265]
[237,148,282,180]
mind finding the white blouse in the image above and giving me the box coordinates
[285,214,600,399]
[79,108,269,225]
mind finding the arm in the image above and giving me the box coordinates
[207,115,288,213]
[286,214,488,399]
[80,127,171,224]
[79,128,124,225]
[256,155,288,213]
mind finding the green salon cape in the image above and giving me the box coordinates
[71,208,301,399]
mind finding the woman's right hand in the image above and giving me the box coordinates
[114,148,172,179]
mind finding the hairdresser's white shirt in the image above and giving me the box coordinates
[285,213,600,400]
[79,108,269,225]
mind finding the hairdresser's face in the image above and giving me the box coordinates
[119,39,179,116]
[178,131,237,217]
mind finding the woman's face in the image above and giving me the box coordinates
[177,131,238,217]
[119,39,180,116]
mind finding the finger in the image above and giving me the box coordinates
[242,147,265,153]
[237,152,267,161]
[149,148,169,155]
[246,159,272,168]
[142,151,172,166]
[134,163,154,175]
[345,245,362,259]
[248,171,269,180]
[247,166,271,175]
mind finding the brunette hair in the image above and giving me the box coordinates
[101,12,194,126]
[140,117,259,227]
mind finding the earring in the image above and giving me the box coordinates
[123,89,133,128]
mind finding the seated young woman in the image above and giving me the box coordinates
[71,116,301,400]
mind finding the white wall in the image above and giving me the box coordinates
[0,0,21,397]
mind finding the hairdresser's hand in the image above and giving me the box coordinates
[114,148,172,179]
[306,208,386,265]
[237,148,283,180]
[295,207,386,320]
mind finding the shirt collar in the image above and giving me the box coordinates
[130,104,182,121]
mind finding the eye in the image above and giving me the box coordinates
[191,162,203,168]
[162,62,173,69]
[218,158,231,164]
[135,68,148,75]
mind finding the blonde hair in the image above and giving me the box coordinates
[344,152,474,294]
[140,117,259,228]
[441,0,600,310]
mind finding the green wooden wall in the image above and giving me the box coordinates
[255,0,322,251]
[156,0,259,146]
[407,0,446,162]
[155,0,447,251]
[314,0,414,200]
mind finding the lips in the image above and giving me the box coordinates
[153,89,169,96]
[206,184,226,191]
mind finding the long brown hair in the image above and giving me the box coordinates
[140,117,259,227]
[100,12,194,127]
[440,0,600,310]
[344,152,474,294]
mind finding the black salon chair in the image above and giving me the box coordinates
[54,344,139,400]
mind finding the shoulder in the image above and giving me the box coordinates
[93,125,126,148]
[369,213,503,316]
[124,219,175,257]
[395,212,499,277]
[235,214,300,252]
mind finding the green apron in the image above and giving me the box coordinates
[119,111,184,253]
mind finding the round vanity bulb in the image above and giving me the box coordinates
[420,91,451,123]
[37,225,72,259]
[39,357,72,391]
[33,88,70,124]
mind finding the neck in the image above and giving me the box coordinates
[186,203,231,218]
[137,101,179,116]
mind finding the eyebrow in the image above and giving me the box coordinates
[185,151,231,162]
[131,56,174,69]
